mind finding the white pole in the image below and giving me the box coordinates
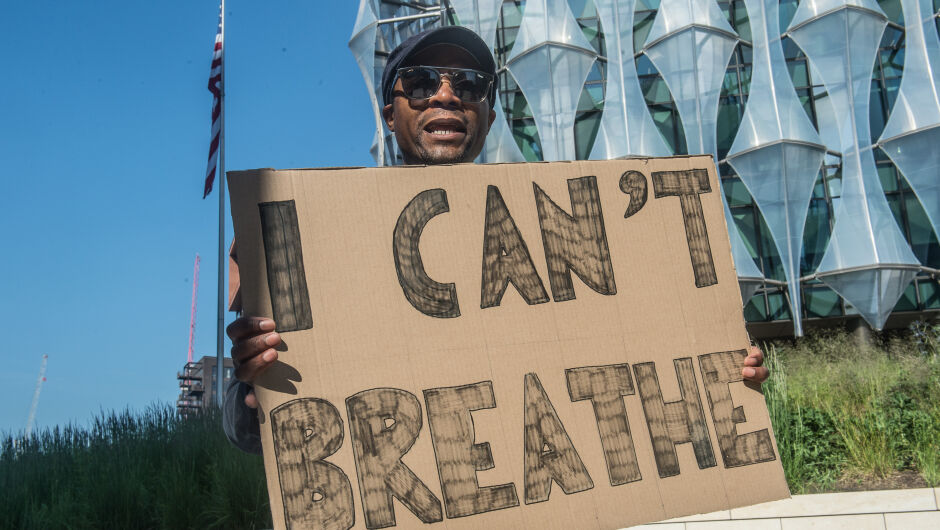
[216,0,227,408]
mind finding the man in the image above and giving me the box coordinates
[223,26,768,454]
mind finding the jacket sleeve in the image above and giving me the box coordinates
[222,378,263,454]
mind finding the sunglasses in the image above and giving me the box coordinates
[396,65,495,103]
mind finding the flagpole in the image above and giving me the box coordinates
[216,0,227,408]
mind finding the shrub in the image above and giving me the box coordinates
[0,405,271,530]
[762,324,940,492]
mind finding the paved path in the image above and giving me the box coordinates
[628,488,940,529]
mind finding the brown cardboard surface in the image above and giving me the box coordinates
[228,157,789,530]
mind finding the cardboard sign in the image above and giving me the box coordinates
[228,157,789,530]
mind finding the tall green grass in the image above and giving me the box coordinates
[0,405,271,529]
[764,323,940,493]
[3,326,938,526]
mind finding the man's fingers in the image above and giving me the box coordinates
[744,345,764,367]
[245,390,259,409]
[234,348,278,384]
[226,316,276,342]
[231,331,281,364]
[742,346,768,383]
[742,366,769,383]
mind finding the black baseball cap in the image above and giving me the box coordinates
[381,26,498,108]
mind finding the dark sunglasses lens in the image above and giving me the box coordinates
[400,68,441,99]
[451,71,489,102]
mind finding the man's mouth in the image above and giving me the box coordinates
[423,118,467,139]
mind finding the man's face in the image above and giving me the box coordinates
[383,44,496,165]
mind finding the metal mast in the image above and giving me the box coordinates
[215,0,227,408]
[25,354,48,437]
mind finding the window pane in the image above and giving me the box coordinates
[870,80,886,140]
[633,10,656,52]
[744,293,768,321]
[722,70,739,96]
[812,173,826,199]
[802,198,832,274]
[511,119,542,162]
[878,164,898,192]
[893,283,918,312]
[722,176,753,207]
[642,77,673,104]
[649,106,686,154]
[918,279,940,309]
[501,2,524,27]
[732,207,761,259]
[805,285,843,318]
[574,110,601,160]
[904,194,940,268]
[827,175,842,198]
[731,0,751,41]
[781,37,802,58]
[758,214,785,280]
[880,46,904,78]
[886,194,904,229]
[883,75,901,113]
[716,99,742,158]
[768,292,792,321]
[878,0,903,25]
[787,60,809,88]
[779,0,799,30]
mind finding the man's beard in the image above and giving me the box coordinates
[414,133,476,165]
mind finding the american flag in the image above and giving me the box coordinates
[203,2,224,198]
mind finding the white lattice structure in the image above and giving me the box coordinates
[350,0,940,334]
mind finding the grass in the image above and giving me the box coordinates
[2,324,938,526]
[0,406,272,530]
[763,322,940,493]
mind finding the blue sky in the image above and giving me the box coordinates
[0,1,376,433]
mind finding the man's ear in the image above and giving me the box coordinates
[488,107,496,128]
[383,103,395,132]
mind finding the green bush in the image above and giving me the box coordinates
[3,326,938,525]
[0,405,271,530]
[763,324,940,493]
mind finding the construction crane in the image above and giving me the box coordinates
[181,254,201,394]
[25,354,48,437]
[188,254,201,365]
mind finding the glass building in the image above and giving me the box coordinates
[350,0,940,336]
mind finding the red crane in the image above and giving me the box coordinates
[188,254,201,364]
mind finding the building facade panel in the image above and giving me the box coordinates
[352,0,940,335]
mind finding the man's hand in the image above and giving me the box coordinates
[227,316,280,409]
[742,345,769,384]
